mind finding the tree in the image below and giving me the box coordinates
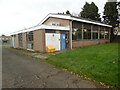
[117,2,120,26]
[2,34,5,36]
[118,2,120,7]
[80,2,101,21]
[103,2,118,27]
[66,10,71,15]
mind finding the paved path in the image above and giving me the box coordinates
[2,47,103,88]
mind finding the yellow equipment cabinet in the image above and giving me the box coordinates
[46,45,55,53]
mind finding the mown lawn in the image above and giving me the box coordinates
[44,43,119,87]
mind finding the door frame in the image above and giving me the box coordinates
[61,33,66,50]
[45,33,61,51]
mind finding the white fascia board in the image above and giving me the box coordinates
[71,17,112,27]
[39,14,71,25]
[49,14,71,20]
[23,25,70,31]
[9,27,37,35]
[9,31,21,35]
[10,26,42,35]
[20,26,40,33]
[39,14,112,28]
[38,14,49,25]
[10,25,70,35]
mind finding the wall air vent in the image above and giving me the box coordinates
[48,21,60,26]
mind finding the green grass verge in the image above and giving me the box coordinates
[0,43,10,45]
[43,43,119,87]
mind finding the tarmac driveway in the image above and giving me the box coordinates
[2,47,103,88]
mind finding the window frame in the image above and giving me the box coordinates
[72,28,82,41]
[92,30,98,40]
[26,31,34,41]
[83,29,91,40]
[18,33,23,47]
[100,30,105,39]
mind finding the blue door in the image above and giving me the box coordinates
[61,34,66,50]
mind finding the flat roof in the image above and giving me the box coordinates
[10,13,112,35]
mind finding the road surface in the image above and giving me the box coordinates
[2,47,102,88]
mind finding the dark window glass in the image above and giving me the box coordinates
[105,30,109,39]
[46,30,56,33]
[83,29,91,39]
[72,28,82,40]
[77,29,82,40]
[18,33,23,47]
[92,30,98,39]
[100,30,104,39]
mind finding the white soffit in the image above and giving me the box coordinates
[10,25,70,35]
[40,24,70,30]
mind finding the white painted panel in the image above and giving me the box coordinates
[45,33,60,51]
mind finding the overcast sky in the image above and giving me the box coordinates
[0,0,119,36]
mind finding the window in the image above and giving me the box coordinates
[100,30,104,39]
[27,43,34,49]
[6,38,8,40]
[105,30,109,39]
[26,31,33,41]
[26,31,34,49]
[2,38,4,40]
[48,21,60,26]
[46,30,57,33]
[92,30,98,39]
[83,29,91,39]
[72,28,82,40]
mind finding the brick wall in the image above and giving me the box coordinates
[33,29,46,52]
[22,33,27,49]
[43,17,70,26]
[14,34,19,48]
[72,40,110,48]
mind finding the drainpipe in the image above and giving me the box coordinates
[98,26,100,39]
[82,23,84,40]
[69,20,73,49]
[104,27,106,39]
[91,25,93,40]
[109,28,111,40]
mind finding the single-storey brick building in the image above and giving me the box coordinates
[10,13,112,52]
